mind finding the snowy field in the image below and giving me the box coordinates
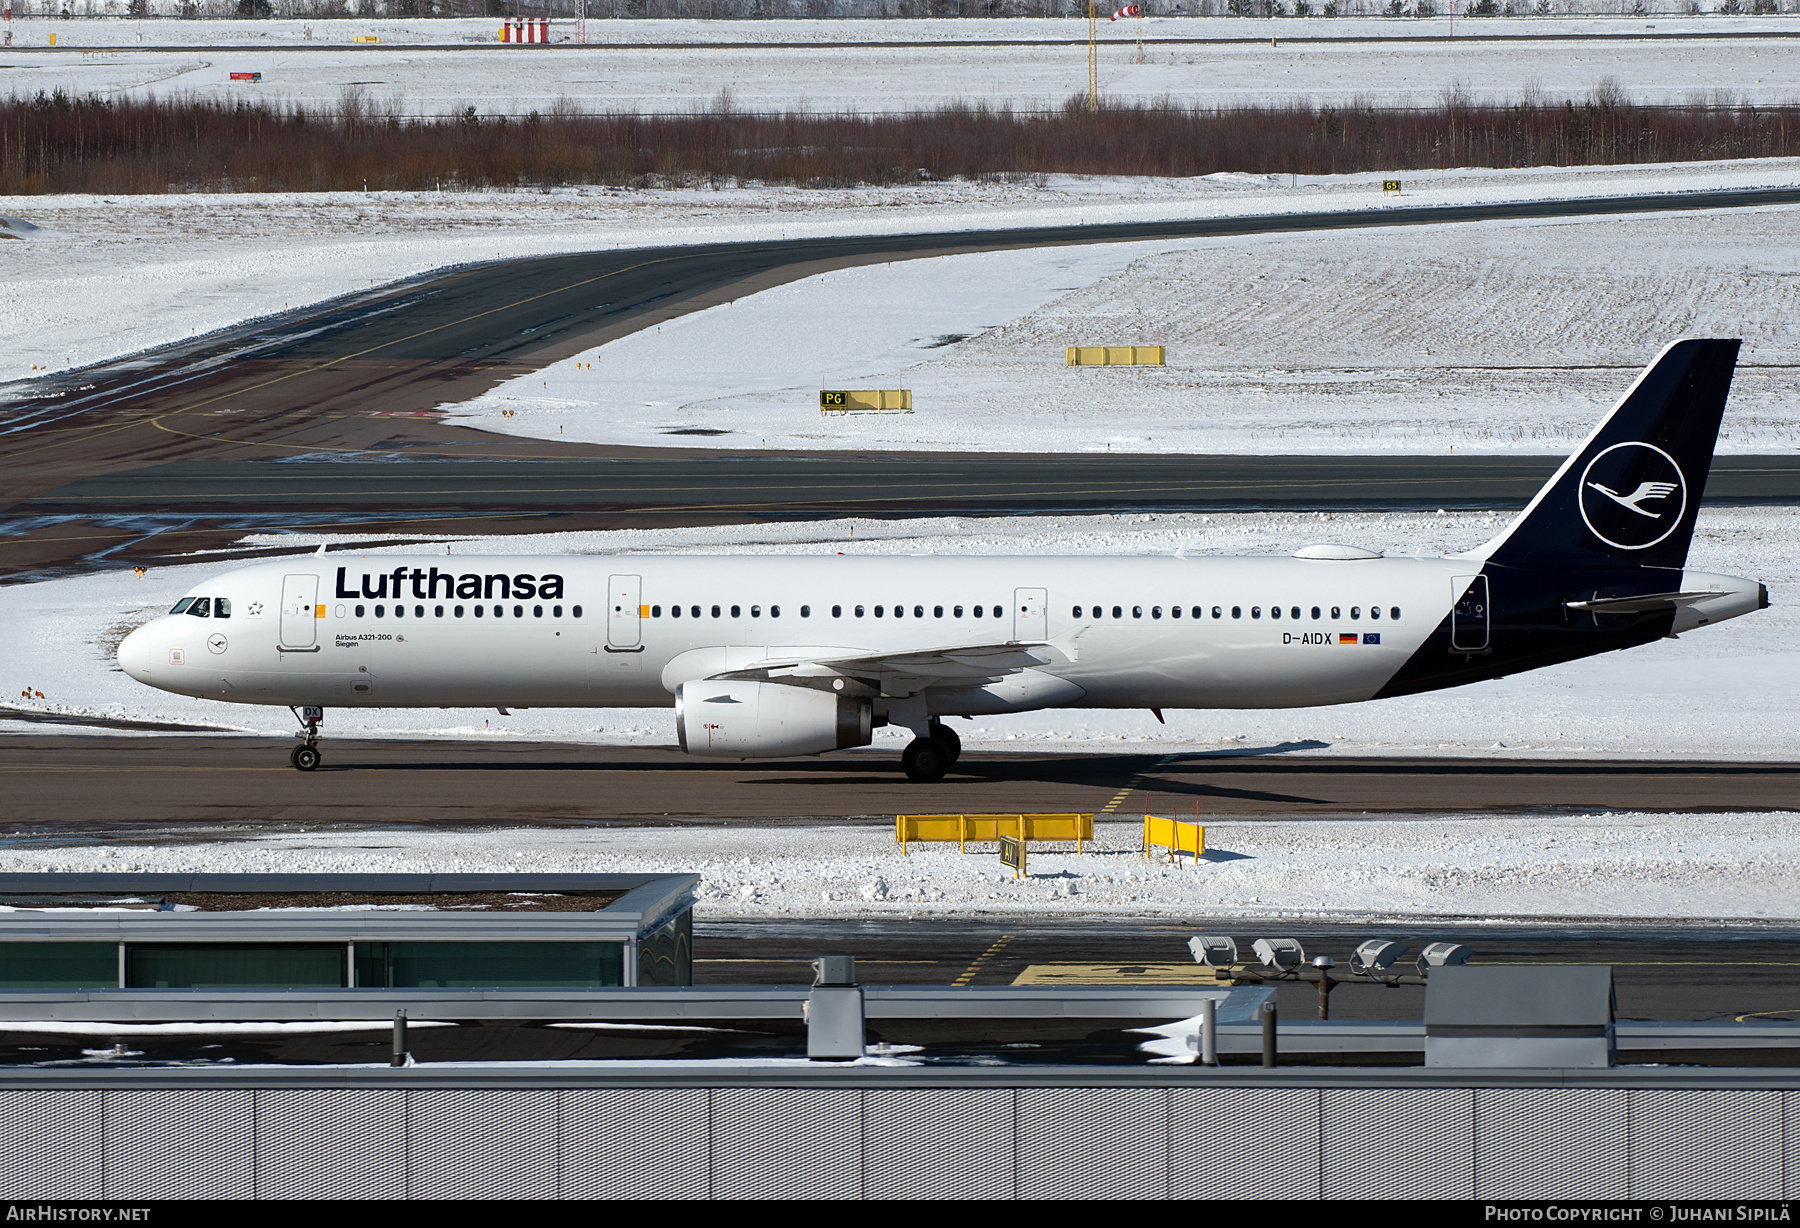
[5,158,1800,413]
[452,197,1800,455]
[4,811,1797,925]
[2,504,1794,760]
[6,17,1800,115]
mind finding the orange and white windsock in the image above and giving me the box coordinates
[1109,3,1140,18]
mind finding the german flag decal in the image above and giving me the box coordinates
[1338,633,1358,645]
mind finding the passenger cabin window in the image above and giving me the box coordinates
[1270,606,1281,620]
[1390,607,1401,620]
[1331,606,1341,619]
[1351,607,1362,620]
[1232,607,1242,619]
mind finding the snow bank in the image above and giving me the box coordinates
[4,812,1795,924]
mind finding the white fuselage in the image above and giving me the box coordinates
[117,552,1477,714]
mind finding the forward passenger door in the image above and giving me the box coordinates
[279,574,319,651]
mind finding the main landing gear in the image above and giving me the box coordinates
[288,705,324,772]
[901,721,963,783]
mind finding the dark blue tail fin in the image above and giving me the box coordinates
[1479,338,1740,570]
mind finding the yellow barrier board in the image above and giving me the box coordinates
[1143,815,1205,865]
[821,389,912,414]
[1065,345,1164,368]
[353,34,381,43]
[896,813,1093,855]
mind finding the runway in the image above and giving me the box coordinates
[3,737,1794,829]
[7,186,1800,579]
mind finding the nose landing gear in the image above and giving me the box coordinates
[288,705,324,772]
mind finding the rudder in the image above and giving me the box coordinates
[1477,338,1740,571]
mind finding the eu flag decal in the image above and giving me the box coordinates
[1363,633,1381,645]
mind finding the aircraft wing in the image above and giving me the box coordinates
[710,640,1069,692]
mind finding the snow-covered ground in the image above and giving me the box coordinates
[7,17,1800,114]
[6,158,1800,420]
[4,811,1796,924]
[3,504,1794,760]
[13,16,1800,51]
[451,195,1800,455]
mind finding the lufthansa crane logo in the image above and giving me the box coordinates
[1578,441,1686,551]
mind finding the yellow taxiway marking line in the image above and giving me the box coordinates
[1012,963,1219,986]
[953,934,1013,986]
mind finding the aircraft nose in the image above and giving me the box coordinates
[117,621,156,683]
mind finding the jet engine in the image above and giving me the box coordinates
[675,680,872,758]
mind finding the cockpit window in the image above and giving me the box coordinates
[187,598,211,618]
[170,597,195,614]
[213,598,231,619]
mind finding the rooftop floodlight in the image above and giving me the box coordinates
[1311,955,1335,969]
[1252,937,1305,969]
[1350,939,1407,975]
[1188,935,1238,967]
[1417,941,1474,975]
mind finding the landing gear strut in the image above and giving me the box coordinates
[288,705,323,772]
[929,720,962,765]
[902,735,951,783]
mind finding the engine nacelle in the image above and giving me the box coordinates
[675,680,872,758]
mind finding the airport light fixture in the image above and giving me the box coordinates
[1252,937,1305,970]
[1188,935,1238,968]
[1417,942,1473,974]
[1191,934,1478,1020]
[1350,940,1408,975]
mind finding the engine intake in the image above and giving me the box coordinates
[675,680,873,758]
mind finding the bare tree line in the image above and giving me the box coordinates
[7,88,1798,193]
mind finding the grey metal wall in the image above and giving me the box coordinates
[0,1084,1795,1199]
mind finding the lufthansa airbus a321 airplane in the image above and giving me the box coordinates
[119,338,1767,781]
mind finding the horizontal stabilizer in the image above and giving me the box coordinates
[1564,591,1724,614]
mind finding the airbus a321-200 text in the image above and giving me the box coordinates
[119,339,1768,781]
